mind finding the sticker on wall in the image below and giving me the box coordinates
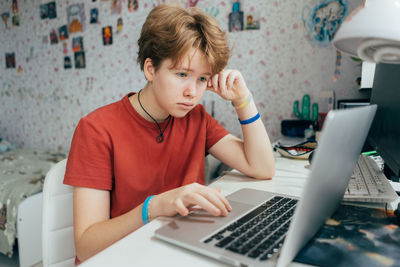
[5,53,16,68]
[62,42,68,55]
[47,2,57,19]
[302,0,348,46]
[68,4,85,34]
[233,0,240,12]
[42,35,49,45]
[26,46,36,62]
[11,0,20,27]
[72,37,84,53]
[64,56,72,69]
[11,14,20,27]
[205,6,219,17]
[90,8,99,24]
[59,25,69,41]
[50,29,58,45]
[117,18,123,33]
[229,0,243,32]
[17,66,23,73]
[111,0,122,14]
[86,77,94,92]
[12,0,19,13]
[333,50,342,81]
[74,52,86,69]
[187,0,199,8]
[128,0,139,12]
[40,4,48,19]
[102,26,113,45]
[40,2,57,19]
[245,13,260,30]
[1,12,10,29]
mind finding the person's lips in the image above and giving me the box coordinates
[177,102,194,110]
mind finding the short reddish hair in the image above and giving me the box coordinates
[137,4,230,74]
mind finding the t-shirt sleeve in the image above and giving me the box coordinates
[63,117,113,190]
[204,108,230,151]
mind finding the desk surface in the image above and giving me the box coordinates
[81,155,312,266]
[80,155,398,267]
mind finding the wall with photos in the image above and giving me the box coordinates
[0,0,368,152]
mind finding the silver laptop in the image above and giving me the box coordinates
[155,105,377,267]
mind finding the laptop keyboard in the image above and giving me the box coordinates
[203,196,298,261]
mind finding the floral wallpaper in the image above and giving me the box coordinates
[0,0,369,152]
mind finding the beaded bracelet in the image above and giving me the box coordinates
[238,113,260,125]
[142,195,155,224]
[232,93,253,109]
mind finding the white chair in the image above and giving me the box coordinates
[18,192,43,267]
[42,159,75,267]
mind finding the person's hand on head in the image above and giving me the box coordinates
[207,69,250,106]
[151,183,232,218]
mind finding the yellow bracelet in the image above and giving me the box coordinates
[147,196,153,222]
[233,93,252,109]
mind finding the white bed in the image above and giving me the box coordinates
[0,149,65,266]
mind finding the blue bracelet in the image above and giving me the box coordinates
[142,195,155,225]
[238,113,260,125]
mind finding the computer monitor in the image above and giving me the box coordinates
[365,63,400,181]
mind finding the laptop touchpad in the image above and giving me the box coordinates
[227,188,276,206]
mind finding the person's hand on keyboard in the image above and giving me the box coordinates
[149,183,232,218]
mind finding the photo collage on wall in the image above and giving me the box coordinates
[229,0,260,32]
[65,3,86,69]
[4,0,141,71]
[3,0,21,69]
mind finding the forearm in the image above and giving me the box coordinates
[234,95,275,179]
[76,183,232,262]
[207,69,275,178]
[75,203,144,262]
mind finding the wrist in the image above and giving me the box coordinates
[148,194,162,220]
[142,195,155,224]
[232,92,252,109]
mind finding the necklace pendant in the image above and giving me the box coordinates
[156,134,164,143]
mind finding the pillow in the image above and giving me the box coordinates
[0,137,15,153]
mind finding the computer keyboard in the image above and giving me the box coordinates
[204,196,297,261]
[344,154,398,203]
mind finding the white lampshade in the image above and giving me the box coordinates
[332,0,400,64]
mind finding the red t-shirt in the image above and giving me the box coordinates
[64,93,229,218]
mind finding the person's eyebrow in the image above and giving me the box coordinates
[175,67,211,76]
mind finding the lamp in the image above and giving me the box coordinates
[332,0,400,64]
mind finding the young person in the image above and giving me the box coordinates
[64,3,275,263]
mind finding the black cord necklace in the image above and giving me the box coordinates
[137,90,171,143]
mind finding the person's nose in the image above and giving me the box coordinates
[183,78,197,98]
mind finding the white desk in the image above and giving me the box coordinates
[81,155,312,267]
[80,154,399,267]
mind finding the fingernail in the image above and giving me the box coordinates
[214,207,220,215]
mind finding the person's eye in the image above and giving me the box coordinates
[199,77,208,82]
[177,72,187,78]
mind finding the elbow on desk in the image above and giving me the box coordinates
[255,159,275,180]
[253,171,274,180]
[250,158,275,180]
[74,249,85,264]
[248,166,275,180]
[74,236,98,263]
[244,160,275,180]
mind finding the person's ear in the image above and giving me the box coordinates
[143,58,155,82]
